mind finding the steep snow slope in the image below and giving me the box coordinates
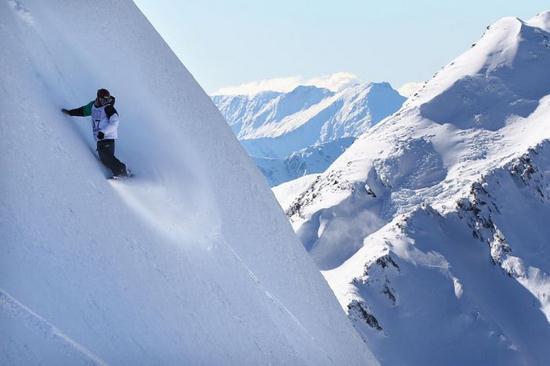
[283,11,550,365]
[0,1,378,365]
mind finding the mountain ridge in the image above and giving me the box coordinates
[275,10,550,364]
[213,81,405,186]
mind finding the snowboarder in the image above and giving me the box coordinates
[62,89,129,178]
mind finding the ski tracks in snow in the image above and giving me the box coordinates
[8,0,34,27]
[0,288,109,366]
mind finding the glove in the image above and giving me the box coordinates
[61,108,70,115]
[97,131,105,140]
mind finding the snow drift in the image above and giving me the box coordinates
[0,0,378,364]
[279,11,550,365]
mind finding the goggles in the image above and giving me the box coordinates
[97,95,111,104]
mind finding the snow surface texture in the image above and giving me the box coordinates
[278,11,550,365]
[213,82,405,186]
[0,1,378,365]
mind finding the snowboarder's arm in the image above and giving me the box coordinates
[105,104,117,119]
[62,101,94,117]
[100,105,119,137]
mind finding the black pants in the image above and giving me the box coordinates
[97,139,127,176]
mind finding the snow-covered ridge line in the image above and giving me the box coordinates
[323,139,550,365]
[284,10,550,269]
[455,140,550,318]
[406,12,550,113]
[276,10,550,365]
[222,82,405,143]
[212,72,359,96]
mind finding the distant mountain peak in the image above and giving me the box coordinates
[212,79,404,186]
[214,80,404,159]
[402,12,550,131]
[528,10,550,31]
[212,72,359,96]
[289,84,331,93]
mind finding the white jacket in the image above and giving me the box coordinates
[91,102,119,141]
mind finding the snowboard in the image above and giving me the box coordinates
[108,169,134,180]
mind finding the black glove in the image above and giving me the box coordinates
[97,131,105,140]
[61,108,70,115]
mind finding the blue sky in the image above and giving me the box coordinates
[134,1,549,94]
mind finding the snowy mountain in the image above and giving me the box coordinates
[254,137,354,186]
[213,85,333,141]
[213,82,405,185]
[0,1,378,364]
[277,11,550,365]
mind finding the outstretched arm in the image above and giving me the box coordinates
[61,107,84,116]
[61,101,94,117]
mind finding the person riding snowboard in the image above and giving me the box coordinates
[62,89,129,178]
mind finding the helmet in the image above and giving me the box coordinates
[97,88,110,98]
[96,88,111,106]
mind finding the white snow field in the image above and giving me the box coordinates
[281,11,550,366]
[0,1,378,365]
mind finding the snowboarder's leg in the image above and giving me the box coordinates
[97,139,127,177]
